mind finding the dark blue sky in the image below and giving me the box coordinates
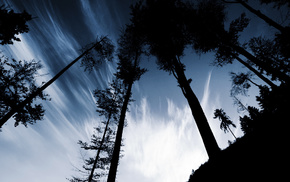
[0,0,287,181]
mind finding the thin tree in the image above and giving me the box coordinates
[222,0,286,32]
[188,2,287,84]
[213,108,237,139]
[107,25,146,182]
[69,79,124,182]
[0,57,49,128]
[0,36,114,128]
[130,0,220,158]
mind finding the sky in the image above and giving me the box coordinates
[0,0,287,182]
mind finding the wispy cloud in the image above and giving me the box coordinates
[118,98,208,182]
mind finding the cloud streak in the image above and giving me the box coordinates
[118,98,208,182]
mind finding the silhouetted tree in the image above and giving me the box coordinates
[0,36,114,128]
[232,96,249,113]
[130,0,220,158]
[214,109,237,139]
[239,106,261,135]
[222,0,286,32]
[187,2,289,84]
[230,72,261,96]
[69,79,124,182]
[0,57,49,128]
[69,126,115,182]
[107,24,146,182]
[248,36,290,79]
[0,5,32,45]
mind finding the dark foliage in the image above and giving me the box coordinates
[248,36,290,81]
[130,0,191,72]
[213,108,236,133]
[81,36,115,73]
[107,23,146,182]
[0,57,49,127]
[69,79,124,182]
[130,0,220,159]
[0,5,32,45]
[230,72,260,96]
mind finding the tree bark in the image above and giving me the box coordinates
[172,57,220,159]
[88,112,112,182]
[0,41,99,128]
[107,82,132,182]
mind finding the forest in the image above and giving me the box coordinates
[0,0,289,181]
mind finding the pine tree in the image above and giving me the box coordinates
[69,79,124,182]
[130,0,220,158]
[0,57,49,128]
[0,36,114,128]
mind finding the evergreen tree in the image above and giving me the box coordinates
[69,79,124,182]
[130,0,220,158]
[0,57,49,128]
[230,72,261,97]
[107,25,146,182]
[214,108,237,139]
[0,36,114,128]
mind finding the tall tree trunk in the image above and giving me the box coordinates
[233,55,277,88]
[0,42,99,128]
[107,82,132,182]
[233,45,290,83]
[172,56,220,159]
[88,112,112,182]
[236,0,285,32]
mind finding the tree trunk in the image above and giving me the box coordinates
[88,112,112,182]
[0,41,99,128]
[107,82,132,182]
[236,0,285,32]
[227,126,237,140]
[233,56,277,88]
[233,45,290,83]
[172,57,220,159]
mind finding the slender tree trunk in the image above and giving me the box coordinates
[107,82,132,182]
[227,126,237,140]
[88,112,112,182]
[0,41,99,128]
[236,0,285,32]
[233,56,277,88]
[233,45,290,83]
[172,56,220,159]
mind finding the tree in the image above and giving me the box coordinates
[248,36,290,80]
[69,79,124,182]
[0,5,32,45]
[130,0,220,158]
[222,0,286,32]
[107,25,146,182]
[213,108,237,139]
[188,3,285,85]
[0,57,49,128]
[0,36,114,128]
[230,72,261,96]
